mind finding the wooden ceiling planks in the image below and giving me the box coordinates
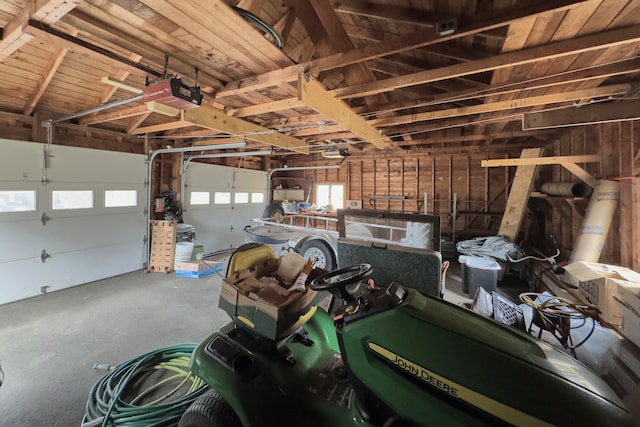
[457,1,638,138]
[0,0,639,154]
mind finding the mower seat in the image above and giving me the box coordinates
[225,242,276,278]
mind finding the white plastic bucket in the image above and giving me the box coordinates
[174,242,194,268]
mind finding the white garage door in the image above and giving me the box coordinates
[182,162,267,253]
[0,139,147,305]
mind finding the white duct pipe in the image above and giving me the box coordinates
[569,179,620,263]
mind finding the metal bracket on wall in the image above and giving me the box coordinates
[41,212,50,226]
[40,249,51,263]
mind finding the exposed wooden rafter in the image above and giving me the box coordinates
[298,72,386,147]
[183,105,309,154]
[482,154,600,187]
[523,98,640,129]
[217,0,588,97]
[334,25,640,99]
[0,0,79,62]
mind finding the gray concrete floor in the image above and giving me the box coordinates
[0,262,232,427]
[7,256,606,427]
[0,257,480,427]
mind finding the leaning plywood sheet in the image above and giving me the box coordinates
[497,148,542,242]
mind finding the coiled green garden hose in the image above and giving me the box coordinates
[82,343,208,427]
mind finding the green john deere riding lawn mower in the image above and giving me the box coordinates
[179,243,633,426]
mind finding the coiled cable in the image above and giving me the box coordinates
[82,343,208,427]
[233,6,284,49]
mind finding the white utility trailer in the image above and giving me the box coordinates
[244,210,441,271]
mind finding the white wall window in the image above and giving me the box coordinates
[105,190,137,207]
[234,192,249,204]
[316,184,344,209]
[214,191,231,204]
[0,190,37,212]
[251,192,264,203]
[190,191,210,205]
[52,190,93,210]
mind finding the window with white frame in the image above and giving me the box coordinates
[105,190,137,207]
[214,191,231,204]
[234,192,249,204]
[0,190,37,212]
[52,190,93,210]
[190,191,210,205]
[251,192,264,204]
[316,184,344,209]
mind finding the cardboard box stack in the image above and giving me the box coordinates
[219,253,322,340]
[563,261,640,340]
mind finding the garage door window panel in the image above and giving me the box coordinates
[0,190,37,213]
[104,190,137,208]
[214,192,231,204]
[52,190,93,210]
[251,192,264,204]
[234,192,249,204]
[190,191,210,206]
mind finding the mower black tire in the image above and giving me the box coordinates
[298,239,335,270]
[179,389,241,427]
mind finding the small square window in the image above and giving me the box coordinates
[251,192,264,203]
[234,192,249,204]
[214,192,231,204]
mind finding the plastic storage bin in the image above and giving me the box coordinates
[465,256,501,297]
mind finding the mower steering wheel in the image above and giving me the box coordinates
[310,264,372,302]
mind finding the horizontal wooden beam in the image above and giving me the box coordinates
[217,0,587,97]
[482,155,600,167]
[298,72,386,147]
[129,119,193,135]
[396,130,554,146]
[225,58,640,120]
[228,98,305,117]
[183,105,309,154]
[370,84,632,126]
[80,105,149,126]
[523,98,640,129]
[101,76,143,94]
[336,25,640,99]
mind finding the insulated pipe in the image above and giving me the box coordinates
[569,179,620,263]
[541,182,593,198]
